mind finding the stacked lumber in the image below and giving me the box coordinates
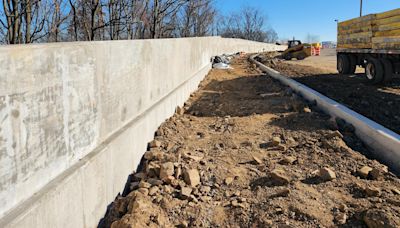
[338,14,375,49]
[338,8,400,50]
[373,8,400,49]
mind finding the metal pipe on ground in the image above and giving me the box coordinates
[250,54,400,174]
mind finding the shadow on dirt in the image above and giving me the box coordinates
[186,74,292,117]
[187,72,389,174]
[293,73,400,134]
[186,73,342,134]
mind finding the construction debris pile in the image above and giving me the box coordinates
[100,56,400,228]
[212,52,246,69]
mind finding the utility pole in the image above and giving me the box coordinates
[360,0,363,17]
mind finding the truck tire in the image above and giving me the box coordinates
[365,58,384,84]
[381,58,394,83]
[348,55,357,74]
[337,54,351,74]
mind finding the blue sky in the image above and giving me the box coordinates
[216,0,400,42]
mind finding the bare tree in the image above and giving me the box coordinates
[242,6,265,41]
[129,0,149,39]
[147,0,187,38]
[68,0,78,40]
[0,0,49,44]
[0,0,222,44]
[218,6,278,43]
[2,0,24,44]
[265,28,278,43]
[178,0,215,37]
[44,0,71,42]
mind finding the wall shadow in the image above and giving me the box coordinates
[292,73,400,134]
[187,74,297,117]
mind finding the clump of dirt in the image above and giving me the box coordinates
[100,56,400,228]
[257,52,400,135]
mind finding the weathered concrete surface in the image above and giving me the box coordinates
[0,37,284,227]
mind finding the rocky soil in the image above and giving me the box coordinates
[100,56,400,228]
[256,52,400,135]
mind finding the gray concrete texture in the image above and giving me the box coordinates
[0,37,284,227]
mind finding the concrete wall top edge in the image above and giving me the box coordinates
[0,36,278,51]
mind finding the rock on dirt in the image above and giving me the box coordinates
[280,156,297,165]
[270,136,281,146]
[138,181,151,189]
[363,208,400,228]
[176,106,185,115]
[183,168,200,187]
[358,166,373,179]
[252,155,263,164]
[225,177,234,185]
[270,188,290,198]
[270,169,290,185]
[335,213,347,225]
[370,168,384,180]
[319,167,336,181]
[149,140,162,148]
[365,186,381,197]
[303,107,312,113]
[148,186,159,196]
[159,162,175,180]
[180,187,192,199]
[326,130,343,139]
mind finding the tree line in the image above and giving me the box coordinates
[0,0,278,44]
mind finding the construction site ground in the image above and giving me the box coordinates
[100,55,400,228]
[258,49,400,135]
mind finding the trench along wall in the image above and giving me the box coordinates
[0,37,284,227]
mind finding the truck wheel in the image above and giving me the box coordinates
[381,59,394,83]
[337,54,350,74]
[348,55,357,74]
[365,58,384,84]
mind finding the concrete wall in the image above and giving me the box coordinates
[0,37,284,227]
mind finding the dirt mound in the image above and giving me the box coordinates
[100,56,400,228]
[257,52,400,135]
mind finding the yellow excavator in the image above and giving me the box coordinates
[281,40,312,60]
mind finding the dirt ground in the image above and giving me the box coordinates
[100,56,400,228]
[280,48,363,74]
[283,48,339,73]
[257,50,400,135]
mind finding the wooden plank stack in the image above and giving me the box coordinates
[373,8,400,49]
[338,8,400,50]
[338,14,375,49]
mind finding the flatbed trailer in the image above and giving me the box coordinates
[337,47,400,83]
[337,8,400,84]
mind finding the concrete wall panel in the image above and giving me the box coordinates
[0,37,284,227]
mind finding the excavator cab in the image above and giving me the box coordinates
[281,40,311,60]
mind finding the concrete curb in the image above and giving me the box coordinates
[250,54,400,174]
